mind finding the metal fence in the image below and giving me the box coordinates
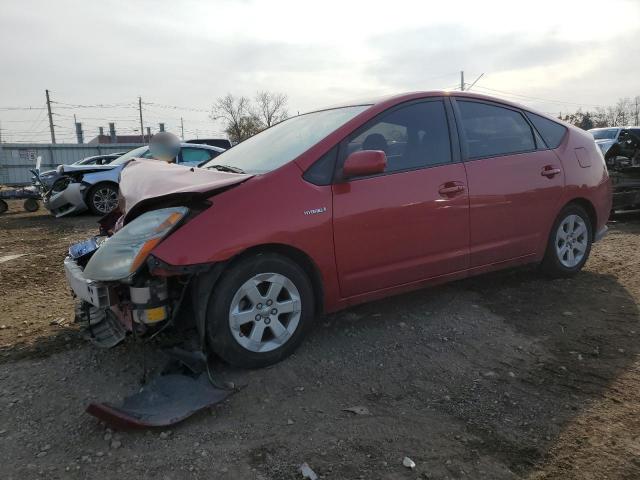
[0,143,143,185]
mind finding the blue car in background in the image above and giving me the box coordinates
[41,143,224,217]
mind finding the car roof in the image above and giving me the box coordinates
[82,153,122,160]
[180,142,225,152]
[315,90,566,125]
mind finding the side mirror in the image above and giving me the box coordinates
[343,150,387,178]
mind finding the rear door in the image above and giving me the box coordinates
[452,98,564,267]
[332,99,470,298]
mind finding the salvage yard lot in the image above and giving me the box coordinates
[1,203,639,480]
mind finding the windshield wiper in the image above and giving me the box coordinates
[206,164,245,174]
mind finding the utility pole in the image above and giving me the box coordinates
[45,89,56,144]
[180,117,184,140]
[460,71,465,91]
[138,96,144,143]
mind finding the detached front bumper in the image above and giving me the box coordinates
[44,183,88,217]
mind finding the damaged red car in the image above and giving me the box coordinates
[64,91,612,369]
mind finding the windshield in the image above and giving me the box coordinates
[590,128,618,140]
[202,105,370,174]
[111,146,151,165]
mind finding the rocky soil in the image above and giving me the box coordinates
[1,202,639,479]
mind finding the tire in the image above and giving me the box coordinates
[206,253,315,368]
[540,204,593,277]
[23,198,39,212]
[86,183,119,215]
[0,200,7,214]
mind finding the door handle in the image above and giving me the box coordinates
[438,182,465,196]
[541,166,561,178]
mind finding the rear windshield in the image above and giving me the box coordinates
[590,128,618,141]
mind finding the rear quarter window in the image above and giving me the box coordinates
[525,112,567,149]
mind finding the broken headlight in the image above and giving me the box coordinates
[83,207,188,281]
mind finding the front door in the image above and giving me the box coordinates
[332,99,470,298]
[453,99,564,267]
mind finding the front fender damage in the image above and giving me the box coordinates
[67,239,235,428]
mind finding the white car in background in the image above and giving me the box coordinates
[42,143,224,217]
[589,126,640,159]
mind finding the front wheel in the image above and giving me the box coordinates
[206,253,315,368]
[540,204,593,277]
[86,183,118,215]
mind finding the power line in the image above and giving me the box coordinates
[472,85,607,108]
[143,101,210,113]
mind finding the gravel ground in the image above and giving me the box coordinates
[1,202,639,480]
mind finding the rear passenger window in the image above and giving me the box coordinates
[346,100,451,173]
[458,101,535,159]
[525,112,567,149]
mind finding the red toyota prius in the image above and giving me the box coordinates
[66,91,612,368]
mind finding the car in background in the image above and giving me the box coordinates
[589,126,640,160]
[64,91,612,369]
[185,138,233,149]
[38,153,126,189]
[43,143,224,217]
[73,153,125,166]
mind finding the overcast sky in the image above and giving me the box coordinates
[1,0,639,142]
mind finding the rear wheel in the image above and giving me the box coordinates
[86,183,118,215]
[206,253,315,368]
[541,204,593,277]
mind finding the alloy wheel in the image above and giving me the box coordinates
[228,272,302,353]
[92,187,118,214]
[555,214,588,268]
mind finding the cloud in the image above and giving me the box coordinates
[365,25,590,91]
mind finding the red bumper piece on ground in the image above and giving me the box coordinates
[86,373,232,429]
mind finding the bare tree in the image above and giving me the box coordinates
[211,94,262,143]
[559,95,640,130]
[254,91,289,128]
[614,98,631,126]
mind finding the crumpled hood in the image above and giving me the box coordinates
[119,158,253,220]
[60,164,119,174]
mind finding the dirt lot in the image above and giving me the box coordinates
[1,201,639,480]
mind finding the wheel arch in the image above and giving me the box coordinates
[563,197,597,240]
[225,243,325,315]
[84,180,119,199]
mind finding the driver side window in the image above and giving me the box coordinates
[345,100,452,174]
